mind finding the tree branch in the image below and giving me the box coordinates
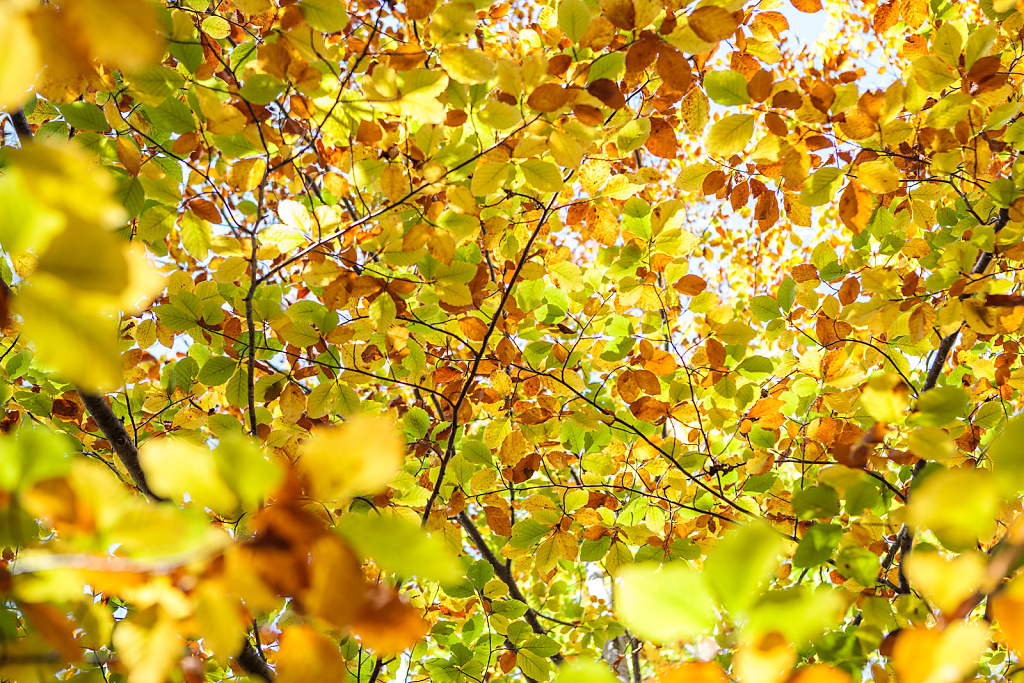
[882,207,1011,594]
[77,392,166,502]
[457,510,565,665]
[422,190,562,527]
[11,108,275,683]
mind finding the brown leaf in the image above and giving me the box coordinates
[548,53,573,76]
[601,0,635,30]
[629,396,670,421]
[499,650,518,673]
[389,45,429,71]
[702,170,726,195]
[985,294,1024,308]
[901,0,927,28]
[645,117,677,158]
[406,0,437,20]
[189,198,221,223]
[484,505,512,536]
[687,6,737,42]
[657,48,693,92]
[587,78,626,109]
[872,0,898,36]
[116,137,141,176]
[764,112,788,136]
[574,103,605,126]
[21,602,83,662]
[527,83,572,112]
[625,39,659,73]
[791,263,819,283]
[356,119,383,145]
[747,69,773,103]
[838,181,872,234]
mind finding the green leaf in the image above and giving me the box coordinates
[509,519,552,548]
[557,0,591,43]
[403,406,431,440]
[369,293,397,333]
[616,118,651,154]
[905,468,998,552]
[145,98,196,135]
[336,513,461,583]
[717,321,755,346]
[911,386,968,427]
[984,415,1024,495]
[557,659,619,683]
[793,523,841,568]
[520,159,564,193]
[213,433,283,509]
[704,523,784,615]
[239,74,285,105]
[16,278,122,392]
[199,356,238,386]
[912,55,958,93]
[792,485,840,520]
[835,546,880,586]
[704,70,750,106]
[801,167,844,207]
[749,295,781,322]
[704,114,754,157]
[616,562,717,642]
[130,66,185,106]
[298,0,349,32]
[56,102,110,132]
[747,586,845,644]
[181,210,212,260]
[777,276,796,311]
[986,178,1021,208]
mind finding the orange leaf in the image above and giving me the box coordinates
[527,83,572,112]
[791,0,822,12]
[352,585,429,654]
[21,602,83,663]
[657,48,693,92]
[660,662,730,683]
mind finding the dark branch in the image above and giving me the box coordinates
[457,511,565,665]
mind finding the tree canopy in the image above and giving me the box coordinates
[2,0,1024,681]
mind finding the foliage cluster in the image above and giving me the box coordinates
[3,0,1024,681]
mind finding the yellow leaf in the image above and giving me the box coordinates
[705,114,754,157]
[139,438,240,516]
[891,622,988,683]
[111,605,181,683]
[904,549,986,614]
[471,160,509,197]
[300,415,406,502]
[857,158,900,194]
[16,276,123,392]
[277,625,348,683]
[0,6,42,108]
[66,0,164,70]
[35,222,128,296]
[192,581,245,663]
[228,158,267,192]
[440,46,496,85]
